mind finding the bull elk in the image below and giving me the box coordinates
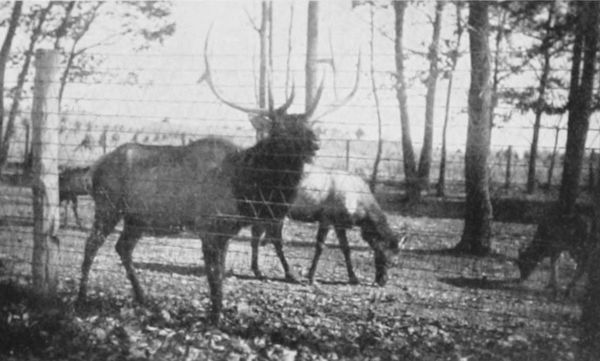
[77,31,325,325]
[250,164,403,285]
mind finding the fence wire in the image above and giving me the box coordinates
[0,51,592,359]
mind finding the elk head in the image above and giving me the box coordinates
[201,26,360,140]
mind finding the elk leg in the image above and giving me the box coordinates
[202,233,230,325]
[335,227,359,285]
[115,220,144,304]
[72,197,83,229]
[250,224,265,279]
[78,212,120,302]
[565,259,586,297]
[547,252,559,294]
[268,221,297,283]
[307,225,329,284]
[62,201,68,228]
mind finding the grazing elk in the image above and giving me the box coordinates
[517,208,596,295]
[58,166,91,229]
[77,31,331,325]
[250,164,402,285]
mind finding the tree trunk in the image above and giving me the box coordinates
[393,1,418,202]
[559,1,598,215]
[454,1,492,256]
[259,1,270,110]
[418,0,444,190]
[437,2,464,198]
[0,3,53,169]
[31,50,62,296]
[526,3,555,194]
[285,3,294,98]
[305,1,319,110]
[546,123,561,188]
[0,2,23,172]
[580,128,600,360]
[369,3,383,193]
[488,8,506,145]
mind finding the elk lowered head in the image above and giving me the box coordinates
[359,219,405,286]
[516,231,546,282]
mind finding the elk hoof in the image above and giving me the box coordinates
[253,271,266,280]
[348,276,360,285]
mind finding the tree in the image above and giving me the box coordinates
[525,1,558,194]
[55,2,175,108]
[245,1,273,111]
[498,1,572,194]
[454,1,493,256]
[559,1,599,215]
[0,2,175,170]
[0,2,54,170]
[305,1,319,110]
[437,1,465,197]
[417,0,444,190]
[0,1,22,171]
[393,1,418,202]
[369,2,383,192]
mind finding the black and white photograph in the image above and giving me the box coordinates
[0,1,598,360]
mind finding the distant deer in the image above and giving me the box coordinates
[250,164,403,286]
[517,208,597,296]
[59,166,91,229]
[77,29,356,325]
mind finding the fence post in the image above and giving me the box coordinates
[504,146,512,189]
[31,49,61,296]
[345,139,350,171]
[589,149,595,190]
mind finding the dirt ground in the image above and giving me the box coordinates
[0,187,582,360]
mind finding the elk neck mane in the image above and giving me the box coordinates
[229,116,319,223]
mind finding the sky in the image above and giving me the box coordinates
[6,1,599,161]
[87,1,598,154]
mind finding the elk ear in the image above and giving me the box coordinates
[249,114,272,139]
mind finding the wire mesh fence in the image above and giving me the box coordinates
[0,46,594,359]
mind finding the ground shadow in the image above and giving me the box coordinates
[404,247,514,262]
[438,276,521,291]
[133,262,205,277]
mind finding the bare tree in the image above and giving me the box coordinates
[418,0,444,190]
[393,1,418,202]
[0,2,53,171]
[526,1,556,194]
[437,1,464,197]
[306,1,319,109]
[454,1,493,256]
[0,1,23,172]
[246,1,273,130]
[369,3,383,192]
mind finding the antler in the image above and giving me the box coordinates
[203,25,295,117]
[305,77,325,120]
[312,50,362,121]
